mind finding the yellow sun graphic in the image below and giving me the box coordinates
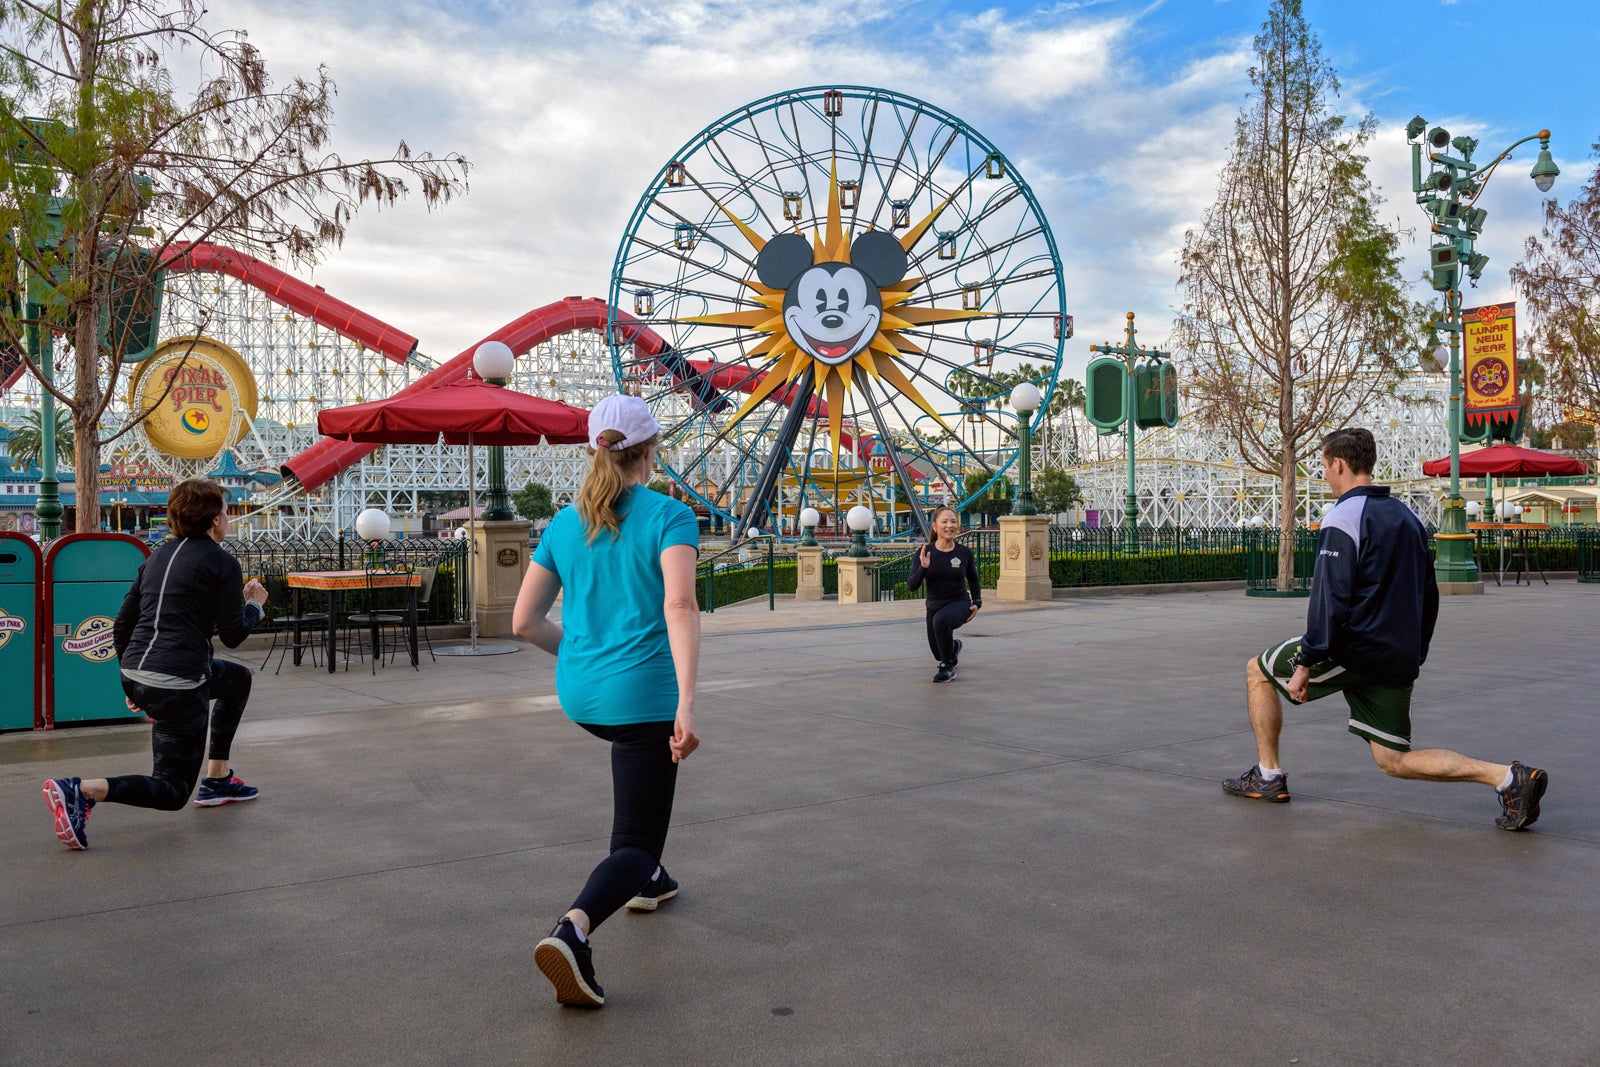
[681,160,991,464]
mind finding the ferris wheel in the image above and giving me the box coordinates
[608,85,1067,537]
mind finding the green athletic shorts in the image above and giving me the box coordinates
[1258,636,1414,752]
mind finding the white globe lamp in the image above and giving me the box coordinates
[846,505,874,557]
[472,340,516,381]
[355,507,391,541]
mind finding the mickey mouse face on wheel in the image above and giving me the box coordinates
[757,231,908,367]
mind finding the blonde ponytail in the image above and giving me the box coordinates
[577,430,657,543]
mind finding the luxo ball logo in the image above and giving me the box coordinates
[182,408,211,435]
[62,616,117,663]
[758,231,908,367]
[0,607,24,650]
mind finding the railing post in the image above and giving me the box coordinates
[767,538,775,611]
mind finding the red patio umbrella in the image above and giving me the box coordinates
[1421,443,1587,477]
[317,379,590,654]
[316,378,589,446]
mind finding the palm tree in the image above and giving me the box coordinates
[4,408,74,472]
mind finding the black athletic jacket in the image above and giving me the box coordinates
[1296,485,1439,684]
[907,542,982,606]
[113,536,262,681]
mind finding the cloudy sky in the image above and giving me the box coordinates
[200,0,1599,382]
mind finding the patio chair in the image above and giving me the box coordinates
[341,562,411,673]
[259,571,328,674]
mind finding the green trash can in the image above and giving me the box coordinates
[0,532,43,731]
[44,533,149,727]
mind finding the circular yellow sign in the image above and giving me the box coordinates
[62,616,117,662]
[128,337,259,460]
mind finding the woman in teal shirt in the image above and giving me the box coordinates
[514,394,701,1009]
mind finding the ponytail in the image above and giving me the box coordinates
[577,430,657,543]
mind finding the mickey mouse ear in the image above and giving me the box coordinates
[756,233,814,290]
[850,231,907,286]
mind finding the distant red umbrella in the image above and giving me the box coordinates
[1421,443,1587,478]
[316,378,588,446]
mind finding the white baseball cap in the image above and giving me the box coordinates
[588,393,663,452]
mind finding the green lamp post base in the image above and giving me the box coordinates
[1434,498,1482,589]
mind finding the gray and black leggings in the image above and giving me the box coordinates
[106,658,252,811]
[570,719,680,930]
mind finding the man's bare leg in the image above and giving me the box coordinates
[1246,658,1285,769]
[1368,743,1506,787]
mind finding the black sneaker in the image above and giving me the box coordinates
[42,777,93,850]
[933,665,955,683]
[1496,761,1548,831]
[626,867,679,912]
[1222,764,1291,802]
[951,639,963,667]
[195,771,260,807]
[534,918,604,1008]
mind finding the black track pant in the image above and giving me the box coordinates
[925,598,971,665]
[571,719,680,931]
[105,658,253,811]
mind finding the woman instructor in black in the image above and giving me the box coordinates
[907,505,981,682]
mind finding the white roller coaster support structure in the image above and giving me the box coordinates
[1038,377,1453,528]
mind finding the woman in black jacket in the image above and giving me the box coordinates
[42,479,269,851]
[906,506,981,683]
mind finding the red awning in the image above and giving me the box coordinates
[317,379,589,446]
[1421,444,1588,478]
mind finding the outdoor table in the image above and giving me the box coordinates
[286,569,421,673]
[1468,522,1551,586]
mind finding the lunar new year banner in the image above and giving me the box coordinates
[1463,303,1518,428]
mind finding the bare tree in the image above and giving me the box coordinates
[1,1,469,530]
[1172,0,1416,589]
[1511,141,1600,426]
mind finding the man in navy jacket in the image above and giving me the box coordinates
[1224,428,1548,831]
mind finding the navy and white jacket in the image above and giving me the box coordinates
[113,536,263,683]
[1297,485,1439,684]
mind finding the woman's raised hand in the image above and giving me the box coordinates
[918,545,931,569]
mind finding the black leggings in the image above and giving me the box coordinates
[105,658,253,811]
[925,598,971,665]
[571,719,680,931]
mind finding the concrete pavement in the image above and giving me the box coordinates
[3,584,1598,1065]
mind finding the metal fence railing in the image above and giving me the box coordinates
[1581,528,1600,583]
[696,536,780,613]
[223,535,470,628]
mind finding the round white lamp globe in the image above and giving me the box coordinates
[1465,500,1482,518]
[355,507,391,540]
[846,505,874,532]
[454,526,470,540]
[473,340,516,380]
[800,507,821,529]
[747,527,763,539]
[1009,382,1042,414]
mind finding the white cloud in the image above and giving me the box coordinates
[193,0,1254,376]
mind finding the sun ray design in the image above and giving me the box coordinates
[683,158,991,465]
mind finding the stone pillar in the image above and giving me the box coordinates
[795,545,825,601]
[472,520,534,636]
[996,514,1052,601]
[836,556,877,605]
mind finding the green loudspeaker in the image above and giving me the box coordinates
[1085,356,1126,433]
[1136,361,1179,428]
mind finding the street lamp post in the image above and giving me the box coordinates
[845,505,873,558]
[1408,117,1557,587]
[1010,382,1042,516]
[1090,312,1169,552]
[473,341,517,521]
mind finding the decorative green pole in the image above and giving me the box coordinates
[1090,312,1167,552]
[31,311,63,541]
[1407,117,1557,587]
[1010,382,1041,516]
